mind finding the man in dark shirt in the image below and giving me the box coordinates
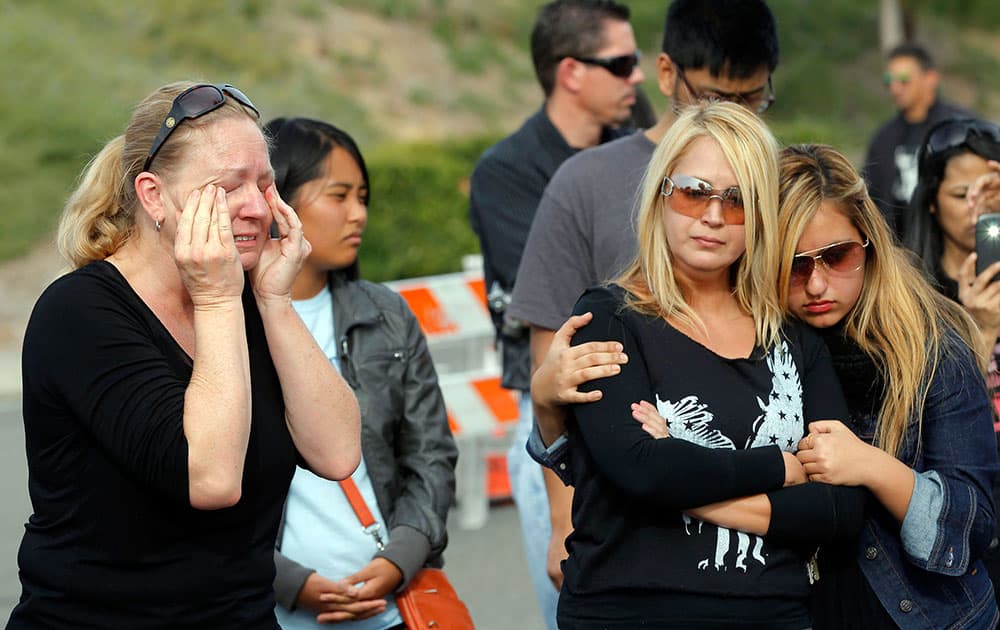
[467,1,642,626]
[863,43,973,240]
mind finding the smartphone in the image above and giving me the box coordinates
[975,212,1000,277]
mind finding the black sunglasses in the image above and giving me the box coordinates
[143,83,259,172]
[571,52,641,79]
[674,64,775,115]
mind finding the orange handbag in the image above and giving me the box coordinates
[339,478,475,629]
[395,567,475,629]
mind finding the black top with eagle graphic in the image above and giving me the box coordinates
[558,285,866,629]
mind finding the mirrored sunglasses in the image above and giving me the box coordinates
[882,71,911,86]
[789,239,869,286]
[572,52,641,79]
[661,174,745,225]
[143,83,259,172]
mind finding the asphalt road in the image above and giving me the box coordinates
[0,394,544,629]
[0,396,27,621]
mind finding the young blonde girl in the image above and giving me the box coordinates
[781,144,998,629]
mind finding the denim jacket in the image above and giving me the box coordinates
[845,333,999,629]
[527,331,1000,628]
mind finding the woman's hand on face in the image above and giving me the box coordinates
[795,420,874,487]
[631,400,669,439]
[530,312,628,409]
[174,185,245,308]
[957,253,1000,333]
[249,185,312,304]
[968,160,1000,221]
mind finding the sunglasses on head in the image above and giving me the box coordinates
[661,174,745,224]
[143,83,258,172]
[882,71,911,86]
[571,51,641,79]
[922,118,1000,161]
[789,239,869,287]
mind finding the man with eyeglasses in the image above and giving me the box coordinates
[467,2,642,628]
[505,0,779,598]
[863,43,974,240]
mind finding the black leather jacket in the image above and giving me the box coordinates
[274,272,458,609]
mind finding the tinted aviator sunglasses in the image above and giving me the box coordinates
[143,83,259,172]
[571,51,641,78]
[661,174,745,224]
[789,239,869,286]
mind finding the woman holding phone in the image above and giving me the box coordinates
[904,118,1000,354]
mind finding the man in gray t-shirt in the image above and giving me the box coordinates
[507,0,781,593]
[469,3,644,627]
[510,131,654,331]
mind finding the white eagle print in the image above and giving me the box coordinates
[654,341,804,573]
[747,342,804,452]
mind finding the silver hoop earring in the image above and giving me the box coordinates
[155,219,162,232]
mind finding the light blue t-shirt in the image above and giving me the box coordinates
[276,288,402,630]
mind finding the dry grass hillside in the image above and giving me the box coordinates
[2,0,1000,356]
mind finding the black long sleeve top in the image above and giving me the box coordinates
[9,261,297,629]
[468,108,626,389]
[559,286,865,629]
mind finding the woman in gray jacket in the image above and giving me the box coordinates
[266,117,458,629]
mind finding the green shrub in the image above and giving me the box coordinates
[2,0,999,271]
[909,0,1000,29]
[359,135,498,282]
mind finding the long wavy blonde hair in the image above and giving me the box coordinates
[56,81,260,269]
[777,144,985,458]
[616,101,784,350]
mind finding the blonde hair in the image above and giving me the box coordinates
[617,101,783,350]
[57,81,260,269]
[778,144,985,459]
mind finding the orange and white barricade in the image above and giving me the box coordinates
[437,371,519,529]
[386,266,518,529]
[387,270,494,374]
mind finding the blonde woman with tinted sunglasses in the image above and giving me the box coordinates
[554,144,1000,628]
[536,103,866,630]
